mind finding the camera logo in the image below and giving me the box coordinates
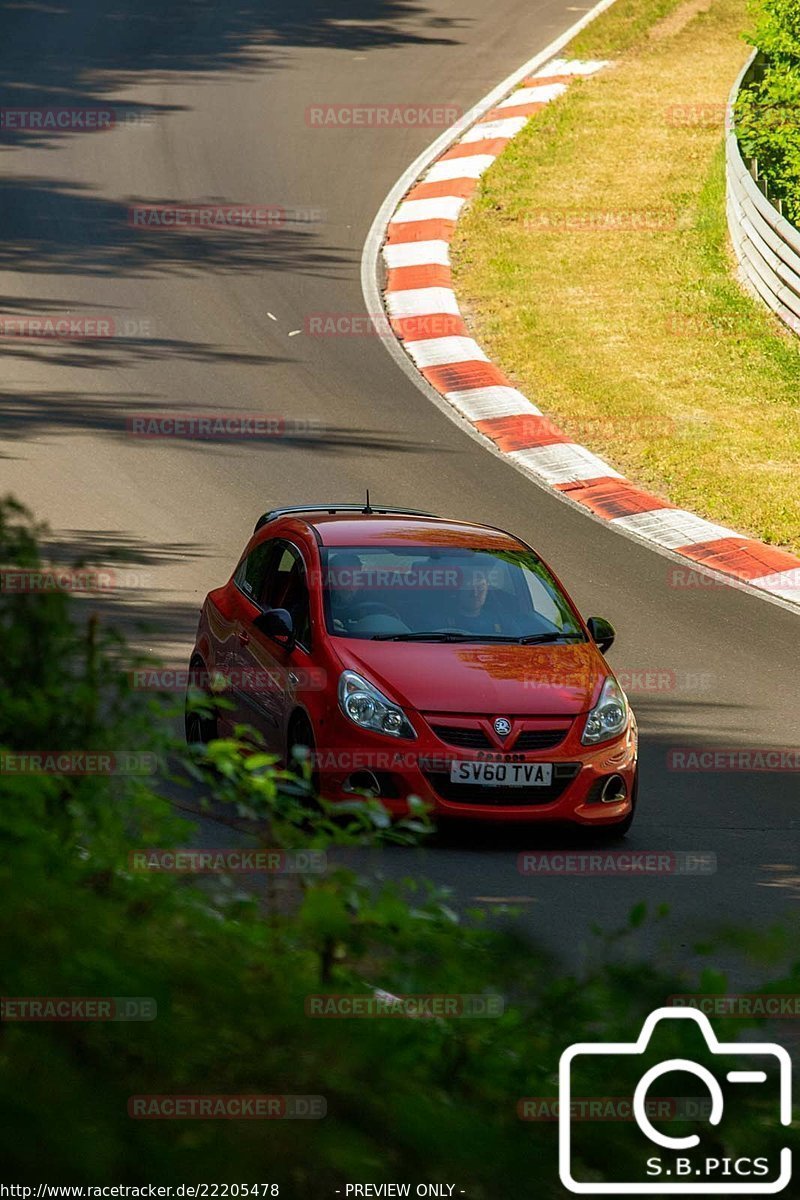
[559,1006,791,1194]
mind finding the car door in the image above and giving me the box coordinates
[225,538,282,740]
[230,539,313,754]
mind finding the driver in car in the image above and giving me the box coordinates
[446,563,519,635]
[326,552,367,630]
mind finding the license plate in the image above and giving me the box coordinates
[449,760,553,787]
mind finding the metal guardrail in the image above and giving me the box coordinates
[726,49,800,336]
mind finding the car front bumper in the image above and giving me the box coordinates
[315,709,638,825]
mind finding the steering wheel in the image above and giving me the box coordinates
[348,601,405,622]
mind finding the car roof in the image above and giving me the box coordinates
[303,513,526,551]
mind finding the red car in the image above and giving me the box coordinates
[187,504,638,835]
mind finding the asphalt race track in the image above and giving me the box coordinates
[1,0,799,968]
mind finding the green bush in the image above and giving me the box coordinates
[735,0,800,224]
[1,496,797,1192]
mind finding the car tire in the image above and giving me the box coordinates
[286,712,318,794]
[184,657,218,745]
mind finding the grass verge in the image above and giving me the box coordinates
[451,0,800,552]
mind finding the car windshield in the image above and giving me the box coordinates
[321,546,586,642]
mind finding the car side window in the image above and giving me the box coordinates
[260,541,312,650]
[234,540,276,604]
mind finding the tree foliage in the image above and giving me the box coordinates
[0,496,796,1193]
[736,0,800,224]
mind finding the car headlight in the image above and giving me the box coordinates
[338,670,416,739]
[581,677,628,745]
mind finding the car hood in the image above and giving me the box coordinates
[337,640,605,716]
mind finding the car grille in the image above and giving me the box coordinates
[422,763,581,807]
[514,729,567,752]
[430,724,492,749]
[429,724,568,752]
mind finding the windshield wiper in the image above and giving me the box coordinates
[516,632,585,645]
[371,631,520,643]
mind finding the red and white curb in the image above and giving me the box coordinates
[374,54,800,611]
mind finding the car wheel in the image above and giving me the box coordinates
[286,712,318,794]
[184,657,218,745]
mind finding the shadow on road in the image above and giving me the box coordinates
[0,178,352,279]
[0,390,440,457]
[0,0,465,145]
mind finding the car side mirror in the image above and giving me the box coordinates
[254,607,295,648]
[587,616,615,654]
